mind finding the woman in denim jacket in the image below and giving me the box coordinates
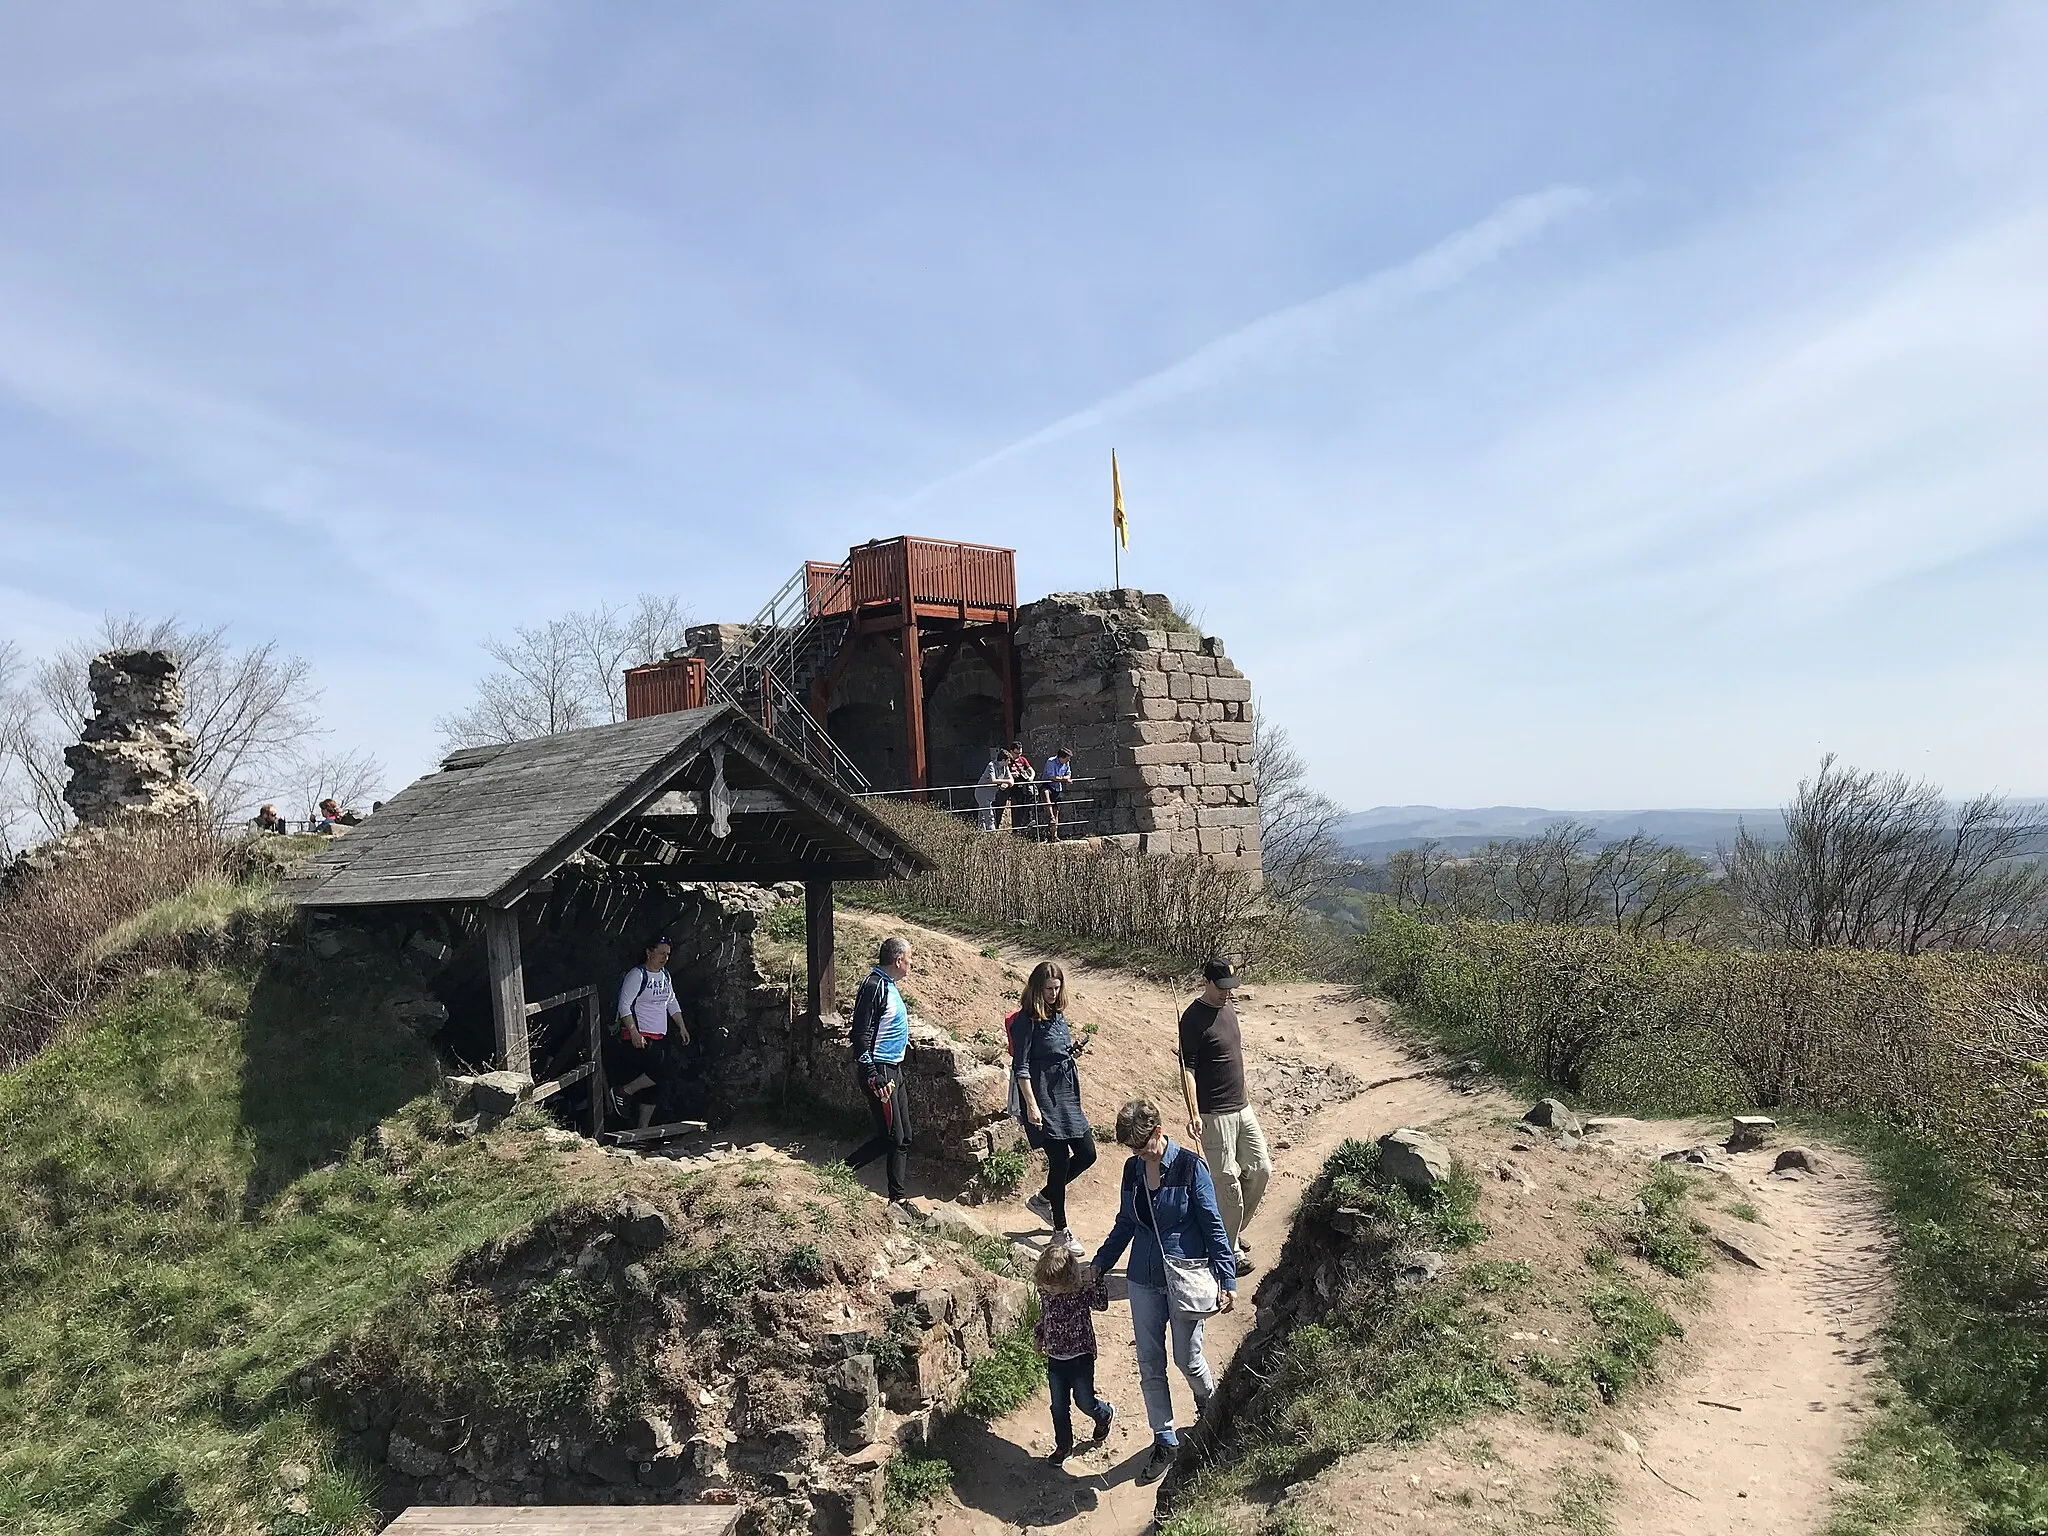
[1088,1097,1237,1486]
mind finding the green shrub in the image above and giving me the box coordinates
[977,1144,1028,1198]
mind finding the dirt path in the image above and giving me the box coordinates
[824,916,1894,1535]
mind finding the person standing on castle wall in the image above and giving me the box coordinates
[845,935,922,1214]
[613,936,691,1129]
[1042,748,1073,838]
[1177,957,1271,1274]
[1004,742,1039,835]
[976,746,1011,833]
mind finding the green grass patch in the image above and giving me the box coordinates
[1517,1279,1683,1432]
[882,1450,952,1536]
[1622,1166,1708,1278]
[0,954,569,1535]
[959,1301,1044,1419]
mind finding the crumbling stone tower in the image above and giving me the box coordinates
[62,648,209,825]
[1014,591,1260,871]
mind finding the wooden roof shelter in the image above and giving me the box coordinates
[290,705,929,1074]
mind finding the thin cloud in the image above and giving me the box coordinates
[900,184,1598,506]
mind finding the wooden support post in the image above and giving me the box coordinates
[805,879,836,1024]
[484,907,530,1076]
[902,619,927,792]
[585,989,605,1138]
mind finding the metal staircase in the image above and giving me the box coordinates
[702,561,870,793]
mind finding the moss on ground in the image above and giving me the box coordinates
[0,924,571,1535]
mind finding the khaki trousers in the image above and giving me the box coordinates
[1199,1106,1272,1251]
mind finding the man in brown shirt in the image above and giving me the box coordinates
[1177,957,1272,1272]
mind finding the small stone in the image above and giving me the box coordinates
[1729,1115,1777,1150]
[1774,1147,1824,1175]
[621,1262,655,1298]
[572,1240,612,1283]
[1495,1162,1533,1190]
[1524,1099,1582,1134]
[1395,1252,1444,1289]
[276,1462,313,1491]
[617,1195,672,1251]
[1375,1128,1452,1195]
[470,1071,534,1118]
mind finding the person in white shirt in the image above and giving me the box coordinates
[612,936,691,1128]
[975,747,1012,833]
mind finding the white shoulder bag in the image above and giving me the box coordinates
[1143,1167,1220,1318]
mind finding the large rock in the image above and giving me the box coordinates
[616,1195,672,1252]
[1375,1128,1452,1196]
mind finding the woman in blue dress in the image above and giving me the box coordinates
[1011,961,1096,1254]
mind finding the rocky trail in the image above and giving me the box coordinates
[822,916,1895,1536]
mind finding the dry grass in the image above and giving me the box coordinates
[851,800,1266,972]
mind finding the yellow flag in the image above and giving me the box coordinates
[1112,450,1129,549]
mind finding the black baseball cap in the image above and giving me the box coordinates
[1203,958,1240,989]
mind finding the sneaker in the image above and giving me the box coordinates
[1055,1228,1086,1257]
[1046,1445,1071,1467]
[889,1198,929,1221]
[1236,1235,1254,1255]
[1024,1191,1056,1227]
[1090,1402,1115,1444]
[1234,1246,1257,1275]
[1137,1440,1176,1485]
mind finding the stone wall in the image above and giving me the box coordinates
[1014,590,1261,872]
[61,648,208,826]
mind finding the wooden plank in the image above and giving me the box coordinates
[530,1061,594,1103]
[525,985,597,1018]
[599,1120,709,1147]
[805,879,835,1023]
[484,907,529,1076]
[586,991,606,1139]
[386,1508,740,1533]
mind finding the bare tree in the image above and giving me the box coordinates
[0,640,35,858]
[1726,755,2048,956]
[280,747,386,824]
[1252,704,1343,907]
[438,595,692,751]
[25,615,318,830]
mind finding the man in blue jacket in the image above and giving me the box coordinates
[843,935,923,1215]
[1090,1097,1237,1485]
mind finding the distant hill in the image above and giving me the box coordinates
[1333,804,1786,859]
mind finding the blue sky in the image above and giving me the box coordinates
[3,2,2045,809]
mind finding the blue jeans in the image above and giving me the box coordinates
[1046,1354,1111,1451]
[1127,1283,1214,1446]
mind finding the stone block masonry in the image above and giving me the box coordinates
[1014,590,1262,873]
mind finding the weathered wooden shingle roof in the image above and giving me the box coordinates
[288,705,928,909]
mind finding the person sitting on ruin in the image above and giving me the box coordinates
[975,746,1011,833]
[1042,748,1074,838]
[252,804,287,834]
[313,799,346,834]
[610,936,691,1129]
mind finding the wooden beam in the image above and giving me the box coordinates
[585,990,605,1139]
[484,907,530,1075]
[639,789,790,817]
[902,616,927,792]
[598,860,898,885]
[805,879,835,1023]
[524,984,597,1017]
[599,1120,710,1148]
[530,1060,594,1103]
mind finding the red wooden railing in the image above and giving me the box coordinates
[845,537,1015,614]
[623,656,707,719]
[805,561,853,617]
